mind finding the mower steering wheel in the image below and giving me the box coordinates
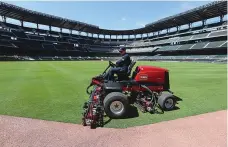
[109,61,116,67]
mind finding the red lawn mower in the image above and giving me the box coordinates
[82,60,178,129]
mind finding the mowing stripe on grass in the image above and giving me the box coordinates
[0,61,226,128]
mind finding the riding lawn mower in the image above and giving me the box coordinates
[82,60,178,129]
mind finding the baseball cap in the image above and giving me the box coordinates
[119,47,126,52]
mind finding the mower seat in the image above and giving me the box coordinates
[117,59,136,81]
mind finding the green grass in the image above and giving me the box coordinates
[0,61,227,128]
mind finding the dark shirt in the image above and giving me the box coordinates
[116,53,131,70]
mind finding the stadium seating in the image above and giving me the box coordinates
[0,1,227,63]
[208,30,227,37]
[206,41,226,48]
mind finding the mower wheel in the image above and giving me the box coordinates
[103,92,128,119]
[158,92,176,111]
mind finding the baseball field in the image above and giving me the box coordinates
[0,61,226,128]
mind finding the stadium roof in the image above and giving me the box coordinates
[0,1,227,35]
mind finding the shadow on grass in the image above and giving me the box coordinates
[124,105,139,119]
[174,95,183,102]
[104,95,183,125]
[103,105,139,125]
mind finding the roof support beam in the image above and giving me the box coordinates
[176,26,180,31]
[202,19,206,26]
[188,23,192,29]
[220,15,224,22]
[49,25,52,31]
[2,15,6,22]
[20,20,23,27]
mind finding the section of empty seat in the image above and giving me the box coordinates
[57,37,69,43]
[168,45,180,50]
[191,33,209,39]
[150,39,166,45]
[178,35,192,41]
[28,35,44,41]
[161,45,181,51]
[208,30,227,37]
[77,38,87,44]
[0,29,15,37]
[165,37,180,43]
[206,41,226,48]
[68,39,79,44]
[27,41,44,50]
[64,44,75,50]
[13,41,32,50]
[89,47,110,52]
[42,44,56,50]
[157,46,171,51]
[126,47,156,53]
[54,44,67,50]
[0,40,14,47]
[177,44,194,50]
[44,36,57,42]
[220,41,227,48]
[12,30,28,38]
[191,42,208,49]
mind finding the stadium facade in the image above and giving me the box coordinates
[0,1,227,63]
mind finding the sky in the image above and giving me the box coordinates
[4,1,213,30]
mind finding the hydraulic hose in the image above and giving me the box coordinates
[86,83,93,95]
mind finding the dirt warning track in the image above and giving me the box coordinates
[0,110,226,147]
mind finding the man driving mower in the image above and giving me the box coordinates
[104,47,131,81]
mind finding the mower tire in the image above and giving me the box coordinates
[103,92,128,119]
[158,92,176,111]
